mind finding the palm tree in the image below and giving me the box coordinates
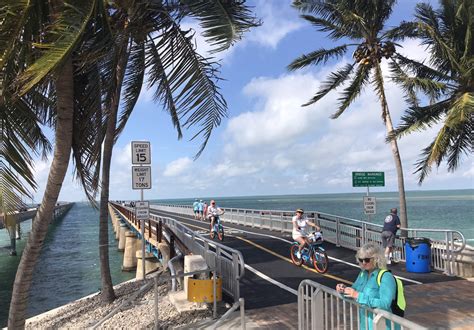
[289,0,409,229]
[387,0,473,183]
[4,1,109,328]
[96,0,260,302]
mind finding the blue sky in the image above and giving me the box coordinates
[32,0,473,202]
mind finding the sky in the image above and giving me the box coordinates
[31,0,473,203]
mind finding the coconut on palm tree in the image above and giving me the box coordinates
[387,0,473,182]
[289,0,409,229]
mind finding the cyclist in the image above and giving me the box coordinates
[207,200,224,233]
[292,208,320,258]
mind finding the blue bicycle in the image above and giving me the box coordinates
[209,213,224,241]
[290,232,329,273]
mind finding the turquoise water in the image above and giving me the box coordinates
[0,203,134,327]
[0,190,472,327]
[154,189,474,241]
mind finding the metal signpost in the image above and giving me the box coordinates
[352,172,384,221]
[131,141,152,280]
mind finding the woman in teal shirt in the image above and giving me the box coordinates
[336,243,397,330]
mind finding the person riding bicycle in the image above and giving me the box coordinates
[207,200,224,232]
[292,208,320,259]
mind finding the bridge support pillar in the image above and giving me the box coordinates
[114,219,120,240]
[118,224,127,251]
[15,223,21,240]
[158,242,170,270]
[136,250,160,280]
[122,231,137,271]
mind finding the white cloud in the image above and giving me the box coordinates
[163,157,193,177]
[247,0,303,49]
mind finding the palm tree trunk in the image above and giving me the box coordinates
[8,59,74,329]
[98,42,129,303]
[374,64,408,232]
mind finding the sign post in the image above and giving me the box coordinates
[352,172,384,221]
[131,141,152,280]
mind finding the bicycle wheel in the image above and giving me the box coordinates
[312,249,329,273]
[210,223,215,239]
[290,245,303,266]
[218,225,224,241]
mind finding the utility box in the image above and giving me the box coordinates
[187,277,222,303]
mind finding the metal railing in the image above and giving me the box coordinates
[110,203,245,301]
[152,204,467,276]
[298,279,426,330]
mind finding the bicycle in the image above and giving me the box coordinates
[290,232,329,273]
[209,213,224,241]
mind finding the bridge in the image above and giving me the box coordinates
[0,203,74,255]
[108,202,474,329]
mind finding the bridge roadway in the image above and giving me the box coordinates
[151,208,474,329]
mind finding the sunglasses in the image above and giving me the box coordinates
[358,257,373,263]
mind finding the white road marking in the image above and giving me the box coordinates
[244,264,298,296]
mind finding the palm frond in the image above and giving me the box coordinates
[303,63,354,106]
[332,63,371,119]
[390,98,452,140]
[288,45,348,71]
[394,53,451,81]
[16,0,99,96]
[148,12,227,158]
[115,41,146,139]
[389,59,447,106]
[145,36,182,139]
[300,14,358,40]
[383,21,419,41]
[0,0,30,72]
[180,0,260,53]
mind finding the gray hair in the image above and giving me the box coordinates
[356,243,387,270]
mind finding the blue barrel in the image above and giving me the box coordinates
[405,237,431,273]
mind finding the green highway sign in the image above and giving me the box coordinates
[352,172,385,187]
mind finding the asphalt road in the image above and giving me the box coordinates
[150,208,459,310]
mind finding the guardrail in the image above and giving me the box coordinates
[298,279,426,330]
[152,204,466,276]
[110,203,245,301]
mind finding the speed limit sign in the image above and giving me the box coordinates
[131,141,151,164]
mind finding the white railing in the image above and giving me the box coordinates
[152,213,245,300]
[152,204,467,276]
[298,279,426,330]
[110,203,245,301]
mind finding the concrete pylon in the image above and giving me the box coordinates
[118,224,127,251]
[115,220,120,240]
[122,231,137,271]
[136,251,160,280]
[158,242,170,270]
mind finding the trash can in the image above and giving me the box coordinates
[405,237,431,273]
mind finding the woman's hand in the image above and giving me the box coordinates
[343,287,359,299]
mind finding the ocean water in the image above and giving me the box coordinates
[155,189,474,242]
[0,203,134,327]
[0,189,472,327]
